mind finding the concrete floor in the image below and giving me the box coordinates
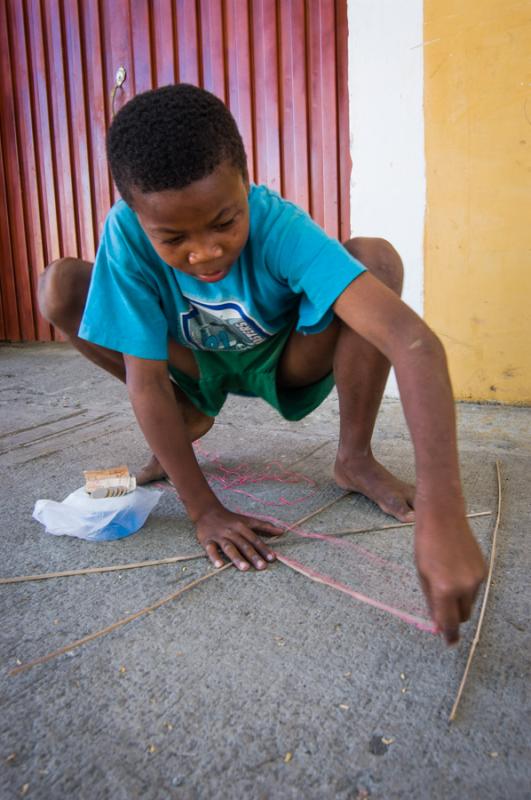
[0,343,529,800]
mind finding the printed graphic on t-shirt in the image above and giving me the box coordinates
[180,298,271,351]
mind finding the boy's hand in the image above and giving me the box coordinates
[415,510,487,644]
[195,507,284,571]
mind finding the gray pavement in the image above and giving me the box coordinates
[0,343,529,800]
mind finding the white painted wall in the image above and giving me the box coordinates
[347,0,425,397]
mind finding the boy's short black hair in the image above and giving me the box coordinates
[107,84,248,206]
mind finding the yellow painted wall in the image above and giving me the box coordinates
[424,0,531,404]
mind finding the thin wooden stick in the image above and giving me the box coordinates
[1,495,350,586]
[0,553,206,585]
[0,508,491,585]
[11,481,487,674]
[284,491,352,531]
[325,510,492,538]
[8,495,351,673]
[448,461,502,722]
[10,564,233,675]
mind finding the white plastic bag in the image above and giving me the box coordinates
[33,486,162,541]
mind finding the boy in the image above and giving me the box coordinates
[39,84,486,644]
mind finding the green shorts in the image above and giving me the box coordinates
[169,323,335,421]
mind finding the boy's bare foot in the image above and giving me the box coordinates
[136,408,214,485]
[334,452,416,522]
[136,453,169,485]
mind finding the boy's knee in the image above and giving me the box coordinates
[344,237,403,295]
[38,257,91,329]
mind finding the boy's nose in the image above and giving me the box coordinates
[188,244,223,265]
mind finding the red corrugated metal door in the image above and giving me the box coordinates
[0,0,350,342]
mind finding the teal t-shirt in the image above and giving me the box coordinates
[78,184,366,359]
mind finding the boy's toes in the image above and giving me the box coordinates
[334,455,416,523]
[379,493,415,523]
[136,454,167,485]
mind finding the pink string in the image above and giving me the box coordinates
[286,526,411,577]
[275,553,436,633]
[247,513,429,621]
[154,447,434,633]
[193,444,319,507]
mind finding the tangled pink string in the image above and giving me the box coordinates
[154,446,434,633]
[192,444,320,508]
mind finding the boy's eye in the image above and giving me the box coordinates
[162,217,236,245]
[159,213,239,245]
[215,218,236,231]
[162,235,185,246]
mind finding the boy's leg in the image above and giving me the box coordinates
[277,237,416,523]
[38,258,213,482]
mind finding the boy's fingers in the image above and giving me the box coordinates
[230,524,275,565]
[230,533,269,570]
[238,525,277,562]
[419,574,434,618]
[221,540,251,571]
[433,596,461,645]
[443,626,460,645]
[248,518,285,537]
[458,591,476,623]
[246,537,275,563]
[205,542,225,569]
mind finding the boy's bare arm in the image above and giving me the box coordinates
[333,273,487,643]
[123,355,282,570]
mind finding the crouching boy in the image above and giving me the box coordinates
[39,84,486,643]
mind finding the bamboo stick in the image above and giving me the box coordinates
[324,510,492,538]
[1,508,490,585]
[8,495,351,673]
[1,494,351,586]
[9,478,493,678]
[10,564,233,675]
[283,491,351,531]
[0,553,206,585]
[448,462,502,722]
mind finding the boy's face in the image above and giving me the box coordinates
[132,161,250,282]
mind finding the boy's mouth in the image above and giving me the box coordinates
[195,268,229,283]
